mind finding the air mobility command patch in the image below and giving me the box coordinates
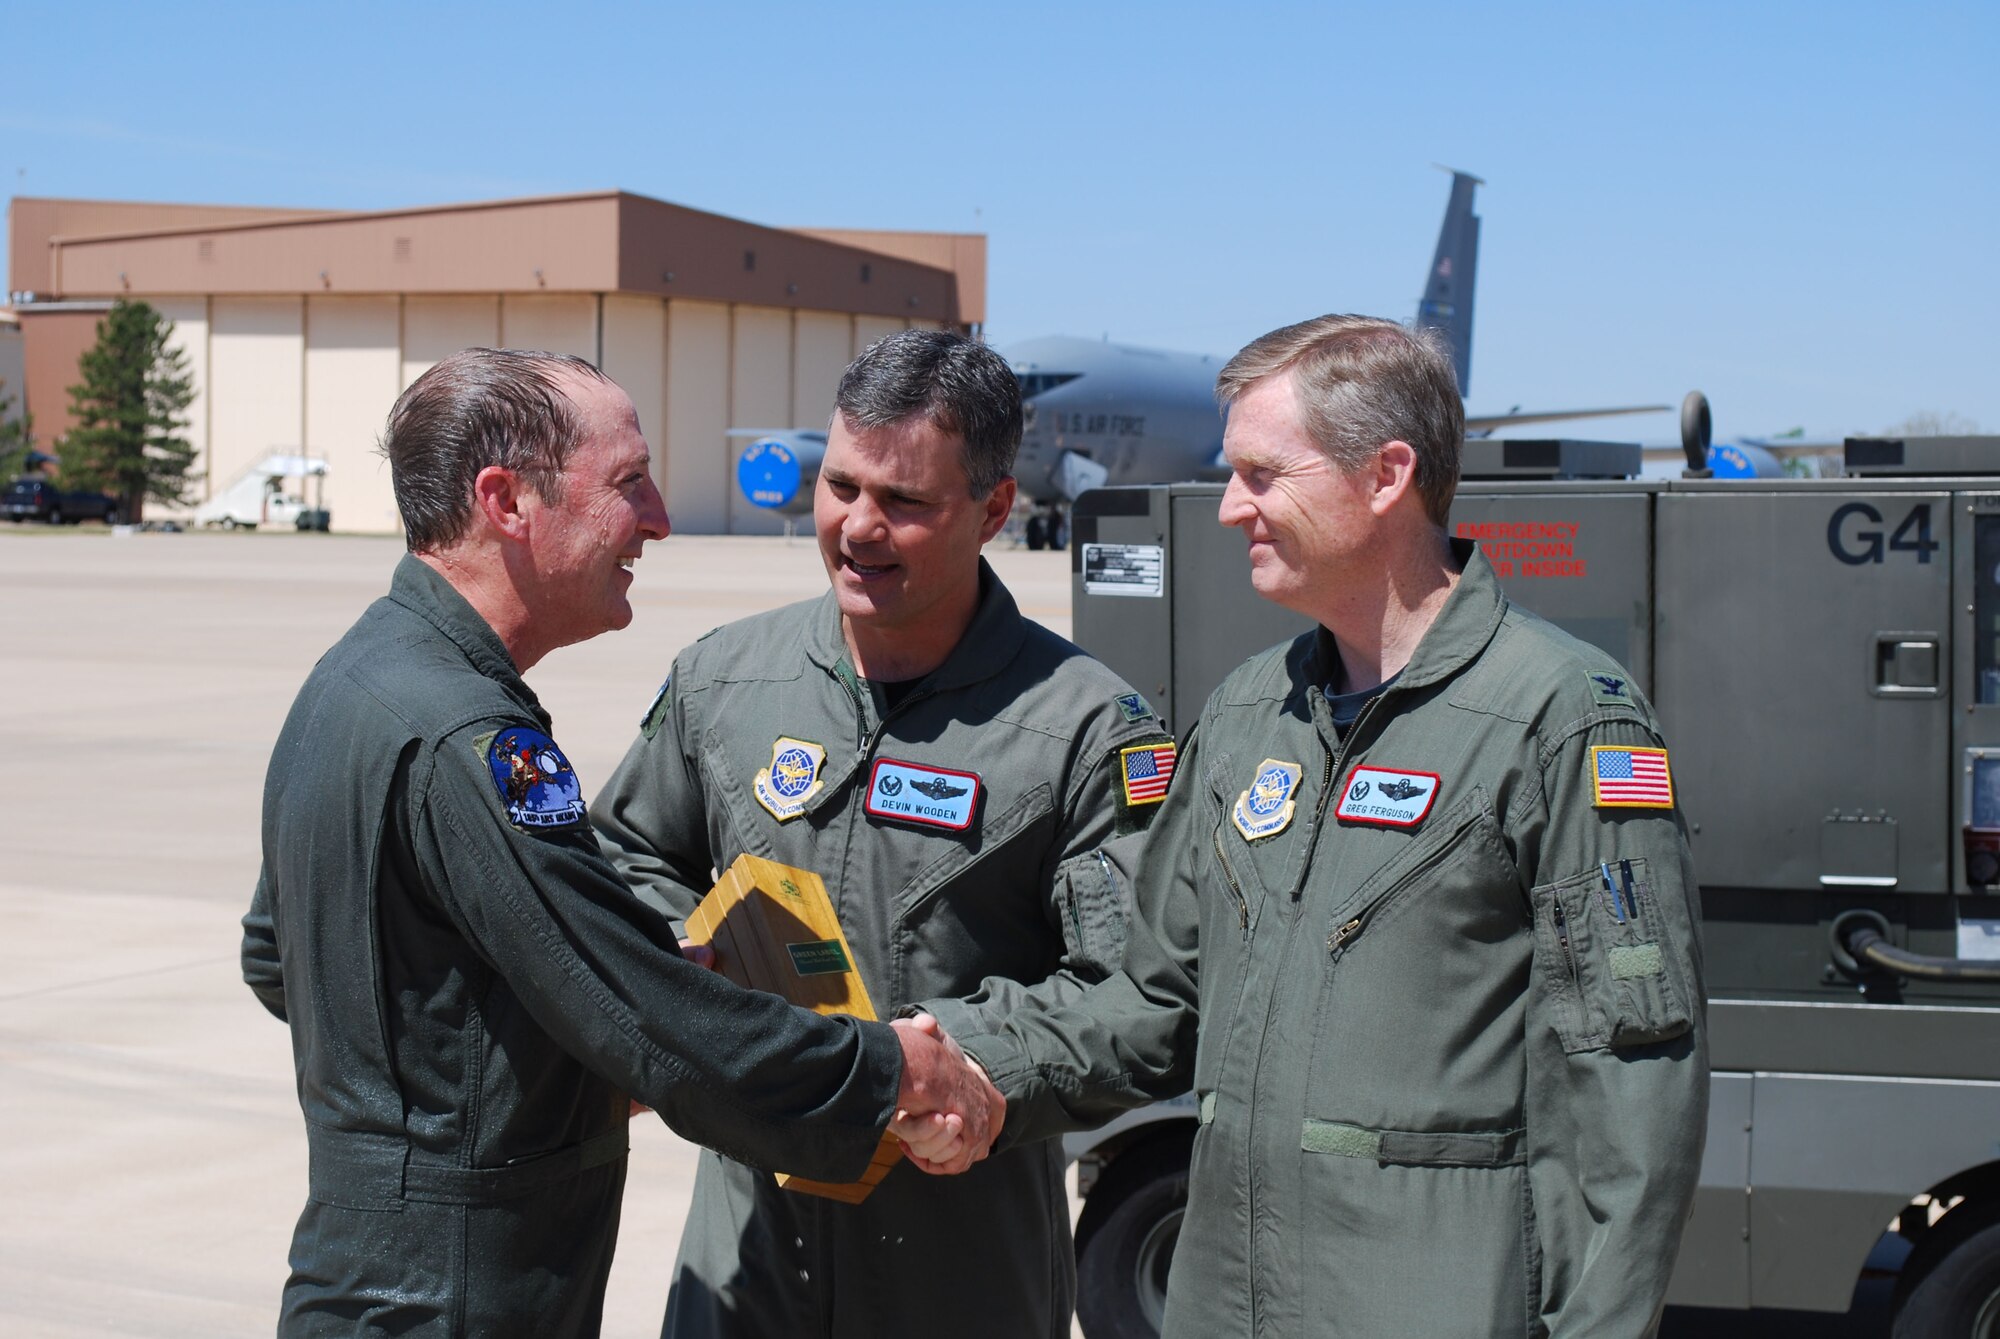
[865,759,981,831]
[1586,671,1637,708]
[754,737,827,821]
[487,727,588,830]
[1115,692,1157,724]
[1119,740,1178,808]
[1233,759,1302,841]
[640,674,672,740]
[1335,766,1441,828]
[1590,745,1675,808]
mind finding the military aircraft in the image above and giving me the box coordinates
[730,169,1670,548]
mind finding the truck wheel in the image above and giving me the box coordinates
[220,517,239,531]
[1076,1162,1186,1339]
[1895,1214,2000,1338]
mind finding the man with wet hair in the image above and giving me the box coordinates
[594,329,1174,1337]
[940,315,1706,1338]
[241,347,997,1338]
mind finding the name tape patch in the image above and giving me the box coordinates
[1233,759,1303,841]
[1590,745,1675,809]
[488,726,588,829]
[754,737,827,821]
[865,758,981,831]
[1335,766,1441,828]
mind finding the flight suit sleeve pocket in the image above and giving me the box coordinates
[1055,848,1131,978]
[1534,858,1692,1053]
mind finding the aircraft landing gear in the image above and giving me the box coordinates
[1025,505,1068,551]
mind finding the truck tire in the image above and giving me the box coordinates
[1895,1213,2000,1338]
[1075,1156,1187,1339]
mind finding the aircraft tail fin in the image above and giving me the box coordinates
[1416,168,1482,396]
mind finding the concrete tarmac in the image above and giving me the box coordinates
[0,525,1889,1338]
[0,527,1074,1338]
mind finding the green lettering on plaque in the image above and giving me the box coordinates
[787,939,852,976]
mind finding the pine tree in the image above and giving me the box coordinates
[60,300,198,522]
[0,378,31,480]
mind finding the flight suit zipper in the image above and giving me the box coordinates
[1291,690,1386,900]
[1248,685,1388,1336]
[1323,803,1484,962]
[1212,826,1251,939]
[1552,899,1579,985]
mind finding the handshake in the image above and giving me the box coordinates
[887,1013,1006,1175]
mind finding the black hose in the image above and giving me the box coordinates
[1847,927,2000,983]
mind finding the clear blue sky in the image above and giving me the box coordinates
[6,0,1995,441]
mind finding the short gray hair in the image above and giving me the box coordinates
[1216,315,1464,527]
[381,348,608,552]
[834,328,1022,497]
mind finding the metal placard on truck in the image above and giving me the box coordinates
[1081,542,1164,597]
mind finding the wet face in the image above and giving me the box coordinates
[526,373,671,648]
[1216,371,1381,617]
[814,412,1014,649]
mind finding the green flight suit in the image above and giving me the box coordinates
[240,556,903,1339]
[959,542,1708,1339]
[592,560,1170,1339]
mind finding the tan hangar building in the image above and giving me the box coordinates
[7,193,985,533]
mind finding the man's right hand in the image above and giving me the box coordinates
[887,1012,1004,1175]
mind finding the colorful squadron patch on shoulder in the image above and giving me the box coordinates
[1233,759,1303,841]
[488,726,588,830]
[1119,740,1178,807]
[1335,765,1441,828]
[1590,745,1675,809]
[754,737,827,822]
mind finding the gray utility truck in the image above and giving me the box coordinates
[1063,416,2000,1339]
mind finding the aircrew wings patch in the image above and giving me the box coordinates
[1590,745,1675,809]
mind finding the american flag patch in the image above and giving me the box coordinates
[1119,742,1177,806]
[1590,746,1675,809]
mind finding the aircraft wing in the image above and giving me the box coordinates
[1466,404,1671,433]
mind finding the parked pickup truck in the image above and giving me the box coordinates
[2,478,119,524]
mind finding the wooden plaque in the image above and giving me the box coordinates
[683,853,901,1204]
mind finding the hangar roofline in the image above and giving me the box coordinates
[11,190,985,327]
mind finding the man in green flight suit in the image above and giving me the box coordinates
[592,329,1176,1338]
[933,315,1708,1338]
[240,348,997,1338]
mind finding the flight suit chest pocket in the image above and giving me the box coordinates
[1208,751,1317,931]
[1535,858,1692,1052]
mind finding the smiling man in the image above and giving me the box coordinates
[593,329,1173,1338]
[239,348,996,1338]
[945,315,1708,1338]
